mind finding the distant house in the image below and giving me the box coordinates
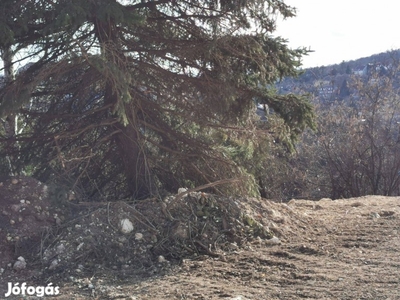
[353,63,389,77]
[314,75,350,102]
[353,69,364,76]
[318,85,334,97]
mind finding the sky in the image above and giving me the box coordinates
[275,0,400,68]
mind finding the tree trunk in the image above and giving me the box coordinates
[115,119,152,199]
[2,46,16,137]
[94,14,153,199]
[1,46,17,175]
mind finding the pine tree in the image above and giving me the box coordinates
[0,0,314,199]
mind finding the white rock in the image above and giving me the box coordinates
[158,255,167,263]
[177,187,188,194]
[11,178,19,185]
[56,244,66,254]
[77,242,84,251]
[13,258,27,271]
[135,232,143,240]
[120,218,134,234]
[265,236,281,245]
[42,185,48,197]
[49,259,58,270]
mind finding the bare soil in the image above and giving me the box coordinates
[0,177,399,299]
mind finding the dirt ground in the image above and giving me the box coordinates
[0,177,399,299]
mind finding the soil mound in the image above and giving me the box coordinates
[0,177,310,287]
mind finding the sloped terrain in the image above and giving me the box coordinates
[0,177,399,299]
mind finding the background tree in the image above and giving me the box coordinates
[0,0,314,200]
[296,60,400,199]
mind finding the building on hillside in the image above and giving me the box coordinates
[353,63,389,77]
[315,75,351,103]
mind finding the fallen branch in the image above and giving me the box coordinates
[166,177,244,210]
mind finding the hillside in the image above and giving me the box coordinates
[276,49,400,104]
